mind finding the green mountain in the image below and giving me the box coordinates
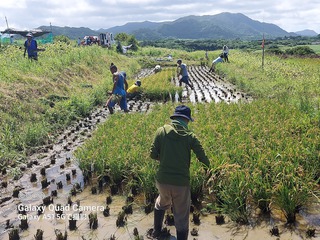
[39,26,99,40]
[40,12,296,40]
[103,12,295,40]
[295,29,318,37]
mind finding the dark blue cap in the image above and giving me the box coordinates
[170,105,193,122]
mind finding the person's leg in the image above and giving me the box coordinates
[107,95,116,114]
[211,63,215,72]
[181,76,192,89]
[223,53,227,62]
[177,230,189,240]
[187,78,194,89]
[119,96,129,112]
[151,181,172,238]
[171,185,190,239]
[152,208,165,238]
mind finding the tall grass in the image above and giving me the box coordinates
[216,50,320,112]
[75,99,319,224]
[0,42,138,167]
[141,67,180,101]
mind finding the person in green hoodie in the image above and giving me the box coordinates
[149,105,210,240]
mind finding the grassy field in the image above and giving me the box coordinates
[1,43,319,225]
[0,43,140,167]
[75,48,320,224]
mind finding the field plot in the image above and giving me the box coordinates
[175,66,253,104]
[0,64,319,240]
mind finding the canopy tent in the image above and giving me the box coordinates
[1,28,51,37]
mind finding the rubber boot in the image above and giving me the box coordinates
[177,229,189,240]
[107,106,114,114]
[151,209,165,239]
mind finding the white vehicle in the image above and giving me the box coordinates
[99,32,114,47]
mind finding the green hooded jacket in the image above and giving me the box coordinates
[150,119,210,186]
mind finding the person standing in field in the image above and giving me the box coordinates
[24,33,38,60]
[209,54,224,73]
[222,45,229,63]
[106,63,129,114]
[176,59,194,90]
[149,105,210,240]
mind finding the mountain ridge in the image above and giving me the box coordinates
[39,12,318,40]
[100,12,295,40]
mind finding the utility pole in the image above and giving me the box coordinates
[5,16,9,29]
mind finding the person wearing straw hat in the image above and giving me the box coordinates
[24,32,38,60]
[149,105,210,240]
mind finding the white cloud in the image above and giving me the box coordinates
[0,0,319,33]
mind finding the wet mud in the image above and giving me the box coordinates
[174,66,253,104]
[0,66,319,240]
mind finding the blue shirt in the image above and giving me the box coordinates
[113,72,126,96]
[24,39,38,57]
[180,63,188,77]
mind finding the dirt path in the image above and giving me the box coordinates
[0,66,319,240]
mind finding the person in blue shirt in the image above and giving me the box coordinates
[106,63,129,114]
[209,54,224,72]
[24,33,38,60]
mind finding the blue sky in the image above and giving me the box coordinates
[1,0,319,33]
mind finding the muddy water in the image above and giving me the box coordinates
[175,66,253,104]
[1,67,319,240]
[0,99,153,240]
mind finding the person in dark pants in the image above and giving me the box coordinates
[24,33,38,60]
[106,63,129,114]
[126,80,141,100]
[176,59,194,89]
[222,45,230,63]
[149,105,210,240]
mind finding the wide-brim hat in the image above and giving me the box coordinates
[170,105,194,122]
[26,33,33,37]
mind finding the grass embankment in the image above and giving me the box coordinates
[75,48,320,224]
[216,49,320,106]
[0,43,140,169]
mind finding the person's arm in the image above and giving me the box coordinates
[124,79,128,91]
[23,41,27,57]
[111,73,118,93]
[176,66,181,78]
[150,128,162,161]
[191,135,210,168]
